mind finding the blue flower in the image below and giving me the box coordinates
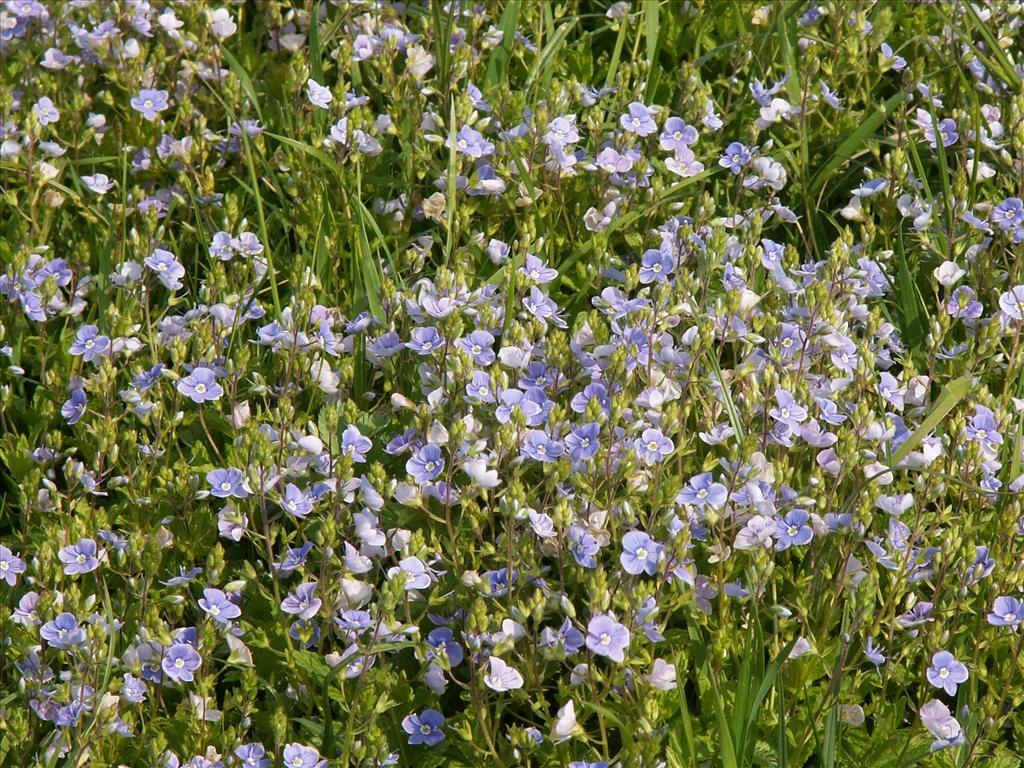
[0,546,26,586]
[402,709,445,746]
[130,88,169,121]
[620,531,663,576]
[677,472,728,510]
[586,614,630,662]
[946,286,983,319]
[40,612,85,649]
[520,254,558,284]
[426,628,464,667]
[620,102,657,136]
[718,141,751,174]
[207,467,248,498]
[162,643,201,683]
[280,582,321,620]
[306,78,332,109]
[774,510,813,550]
[570,528,600,568]
[198,588,242,625]
[769,388,808,431]
[520,430,563,462]
[992,197,1024,232]
[145,248,185,290]
[282,743,325,768]
[340,425,372,462]
[659,117,698,152]
[633,427,673,465]
[988,596,1024,626]
[234,744,272,768]
[61,388,87,424]
[58,538,102,575]
[280,483,314,519]
[465,371,495,403]
[452,125,494,158]
[999,285,1024,321]
[483,656,524,691]
[540,618,585,655]
[565,422,601,462]
[456,330,495,365]
[406,326,445,355]
[926,651,968,696]
[638,248,674,284]
[965,405,1002,454]
[177,366,224,403]
[274,542,314,576]
[121,673,148,703]
[407,443,444,483]
[69,324,110,362]
[33,96,59,125]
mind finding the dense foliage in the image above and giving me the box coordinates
[2,1,1024,767]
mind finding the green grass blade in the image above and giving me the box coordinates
[709,671,739,768]
[776,673,788,766]
[485,1,522,88]
[354,165,384,321]
[822,701,839,768]
[309,1,324,83]
[604,6,629,88]
[962,3,1021,88]
[672,657,698,767]
[890,374,974,466]
[643,0,661,100]
[239,129,281,315]
[221,47,265,123]
[743,636,799,750]
[893,246,928,356]
[526,19,576,88]
[809,92,904,197]
[705,350,746,446]
[445,99,458,264]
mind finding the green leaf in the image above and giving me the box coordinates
[961,3,1021,89]
[309,1,324,84]
[821,701,839,768]
[705,350,745,447]
[643,0,661,100]
[221,47,265,122]
[890,374,975,467]
[741,636,799,764]
[709,672,739,768]
[809,92,904,197]
[893,249,928,356]
[485,0,521,88]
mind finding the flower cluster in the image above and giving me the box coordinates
[2,1,1023,766]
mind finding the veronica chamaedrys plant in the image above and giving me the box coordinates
[1,1,1023,767]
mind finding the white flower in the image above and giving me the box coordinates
[81,173,115,194]
[483,656,524,692]
[920,699,963,751]
[788,637,813,659]
[208,8,237,39]
[158,9,183,36]
[758,97,794,126]
[584,200,616,232]
[551,700,578,743]
[734,516,777,550]
[645,659,678,690]
[406,44,434,78]
[606,1,630,19]
[463,457,499,488]
[932,260,965,286]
